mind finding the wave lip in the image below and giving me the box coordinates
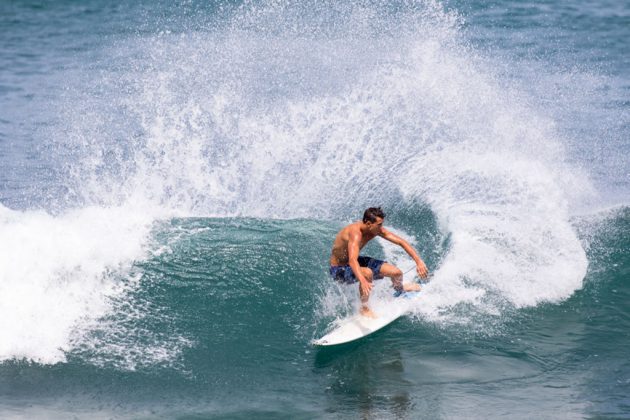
[403,151,588,315]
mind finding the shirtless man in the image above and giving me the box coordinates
[330,207,429,318]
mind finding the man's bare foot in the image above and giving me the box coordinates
[403,283,421,292]
[360,306,378,319]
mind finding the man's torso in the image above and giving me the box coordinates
[329,222,377,266]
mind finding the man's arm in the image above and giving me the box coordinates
[380,228,429,278]
[348,231,373,294]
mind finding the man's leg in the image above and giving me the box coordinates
[378,262,421,292]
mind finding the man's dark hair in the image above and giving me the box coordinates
[363,207,386,223]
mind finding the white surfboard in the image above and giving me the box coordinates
[313,292,420,347]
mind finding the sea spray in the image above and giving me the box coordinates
[6,0,592,363]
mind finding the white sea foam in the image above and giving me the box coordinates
[0,204,155,363]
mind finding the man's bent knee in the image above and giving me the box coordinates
[378,262,402,279]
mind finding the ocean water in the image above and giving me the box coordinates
[0,0,628,418]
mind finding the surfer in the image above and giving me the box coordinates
[329,207,429,318]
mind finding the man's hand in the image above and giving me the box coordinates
[416,260,429,279]
[359,278,373,296]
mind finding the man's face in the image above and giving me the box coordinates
[367,217,384,234]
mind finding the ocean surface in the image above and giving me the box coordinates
[1,0,628,418]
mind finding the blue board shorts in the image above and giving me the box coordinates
[330,256,386,284]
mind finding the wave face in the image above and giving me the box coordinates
[1,211,628,418]
[0,0,628,418]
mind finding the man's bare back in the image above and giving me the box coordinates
[329,208,429,318]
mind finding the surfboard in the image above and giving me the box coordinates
[313,291,420,347]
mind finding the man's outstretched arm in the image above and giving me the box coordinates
[380,228,429,278]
